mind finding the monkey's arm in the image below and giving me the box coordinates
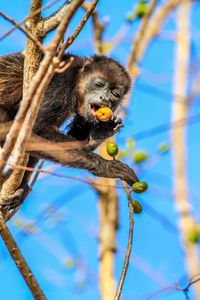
[32,147,138,186]
[67,115,124,150]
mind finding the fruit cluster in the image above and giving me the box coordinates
[106,141,148,214]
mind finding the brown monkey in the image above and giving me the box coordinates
[0,52,138,209]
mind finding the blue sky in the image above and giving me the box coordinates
[1,0,200,299]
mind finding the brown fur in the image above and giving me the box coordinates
[0,52,138,209]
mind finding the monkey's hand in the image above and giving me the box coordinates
[88,116,123,150]
[93,159,139,186]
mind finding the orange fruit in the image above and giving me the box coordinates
[96,107,112,122]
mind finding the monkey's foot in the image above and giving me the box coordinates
[0,185,29,210]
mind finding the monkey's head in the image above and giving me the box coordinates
[76,55,131,123]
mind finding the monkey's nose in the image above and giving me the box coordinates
[100,95,110,106]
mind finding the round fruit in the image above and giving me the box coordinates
[96,107,112,122]
[131,181,148,193]
[131,200,143,214]
[107,141,119,157]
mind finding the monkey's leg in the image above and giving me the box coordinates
[0,122,39,209]
[0,156,39,210]
[0,121,12,144]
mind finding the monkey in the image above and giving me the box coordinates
[0,52,139,209]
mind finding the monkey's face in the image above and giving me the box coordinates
[78,75,124,123]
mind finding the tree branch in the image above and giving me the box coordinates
[41,0,72,36]
[0,11,45,54]
[114,181,134,300]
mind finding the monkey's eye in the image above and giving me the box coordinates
[95,82,105,88]
[111,90,120,98]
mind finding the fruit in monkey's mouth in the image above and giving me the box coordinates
[95,106,112,121]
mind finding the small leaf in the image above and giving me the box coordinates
[118,150,127,159]
[133,151,148,164]
[13,219,24,229]
[158,143,170,153]
[126,12,136,23]
[64,258,76,269]
[126,138,136,150]
[135,3,148,18]
[187,232,199,244]
[102,42,112,54]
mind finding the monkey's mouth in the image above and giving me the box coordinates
[89,104,102,117]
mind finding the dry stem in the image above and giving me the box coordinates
[114,181,134,300]
[127,0,181,79]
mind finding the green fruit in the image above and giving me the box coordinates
[133,151,148,164]
[131,200,143,214]
[132,181,148,193]
[107,142,119,158]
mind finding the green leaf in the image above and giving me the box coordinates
[133,151,148,164]
[158,143,170,153]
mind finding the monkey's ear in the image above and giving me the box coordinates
[80,58,94,74]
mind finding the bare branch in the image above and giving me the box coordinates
[127,0,159,74]
[41,0,72,36]
[114,181,134,300]
[82,2,107,54]
[127,0,181,77]
[0,11,46,54]
[0,0,60,41]
[58,0,100,58]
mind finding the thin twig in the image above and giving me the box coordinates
[0,159,124,189]
[145,275,200,299]
[58,0,100,58]
[0,212,47,299]
[0,0,60,41]
[127,0,159,73]
[0,11,46,54]
[82,2,107,54]
[114,180,134,300]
